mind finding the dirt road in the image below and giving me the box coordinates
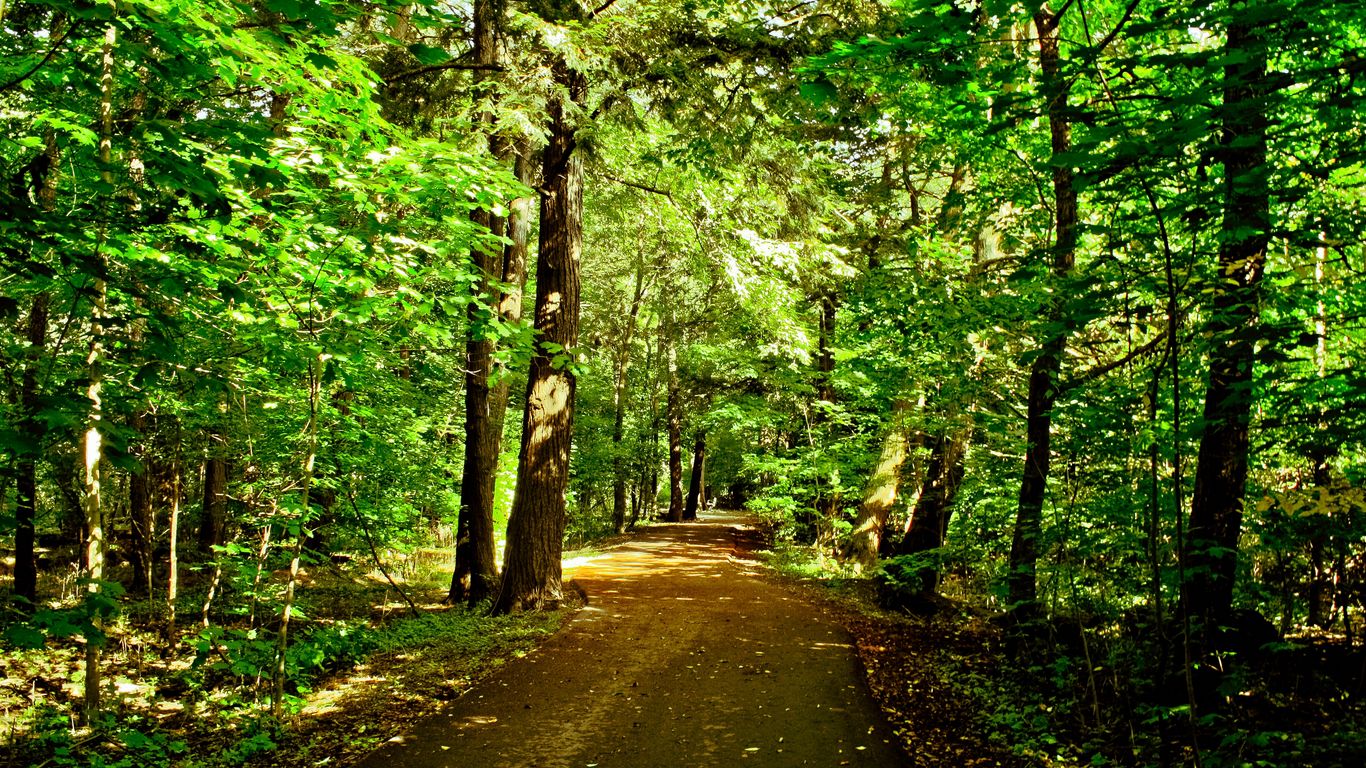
[358,510,907,767]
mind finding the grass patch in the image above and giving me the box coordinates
[759,542,865,596]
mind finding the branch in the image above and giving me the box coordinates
[588,0,621,19]
[1051,0,1080,25]
[597,171,674,200]
[385,61,504,85]
[338,474,422,618]
[1089,0,1143,57]
[1059,333,1165,393]
[0,22,80,95]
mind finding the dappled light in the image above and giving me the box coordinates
[4,0,1364,766]
[357,510,903,767]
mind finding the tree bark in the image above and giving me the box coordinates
[900,428,969,594]
[611,263,646,533]
[128,413,155,595]
[665,334,684,524]
[198,435,228,555]
[165,445,182,645]
[81,22,116,725]
[14,292,49,606]
[1007,5,1077,614]
[488,141,534,449]
[1182,5,1269,637]
[451,0,505,606]
[493,64,586,614]
[844,398,912,572]
[683,430,706,521]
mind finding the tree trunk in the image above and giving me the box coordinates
[816,292,837,405]
[493,64,586,614]
[81,22,117,725]
[1307,239,1331,629]
[611,263,646,534]
[811,290,840,545]
[128,413,155,595]
[1007,5,1077,614]
[1183,5,1269,637]
[665,346,684,524]
[14,292,49,607]
[683,430,706,521]
[274,355,322,717]
[452,205,501,603]
[165,447,182,645]
[14,121,59,608]
[487,146,534,445]
[844,399,912,572]
[900,429,969,594]
[450,0,505,606]
[198,436,228,555]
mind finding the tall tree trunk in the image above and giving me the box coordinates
[493,64,586,614]
[1007,5,1077,614]
[900,428,970,594]
[611,264,646,534]
[665,334,684,524]
[452,206,501,602]
[844,398,912,572]
[14,122,59,608]
[811,290,840,545]
[450,0,504,605]
[1307,238,1330,628]
[1183,5,1269,638]
[14,292,49,607]
[81,22,117,725]
[683,430,706,521]
[816,291,837,405]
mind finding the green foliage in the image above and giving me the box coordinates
[4,580,125,649]
[3,0,1366,764]
[188,619,375,698]
[19,706,189,768]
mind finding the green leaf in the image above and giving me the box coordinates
[407,44,452,65]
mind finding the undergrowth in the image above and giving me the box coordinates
[1,583,564,768]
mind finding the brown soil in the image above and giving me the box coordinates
[356,510,908,767]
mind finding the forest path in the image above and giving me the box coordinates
[357,509,907,767]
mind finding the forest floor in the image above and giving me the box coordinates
[352,509,911,767]
[2,511,1025,768]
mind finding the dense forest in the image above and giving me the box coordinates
[2,0,1365,765]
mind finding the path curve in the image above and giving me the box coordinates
[358,510,907,767]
